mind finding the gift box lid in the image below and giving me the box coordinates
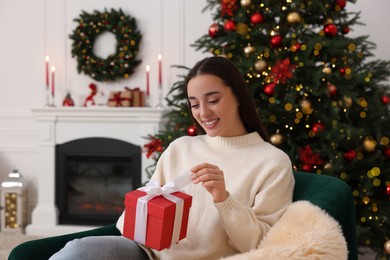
[125,189,192,219]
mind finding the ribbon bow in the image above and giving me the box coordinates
[134,171,192,246]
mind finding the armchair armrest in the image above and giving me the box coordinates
[8,224,120,260]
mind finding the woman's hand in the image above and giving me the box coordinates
[190,163,228,203]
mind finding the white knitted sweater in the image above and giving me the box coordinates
[117,132,294,260]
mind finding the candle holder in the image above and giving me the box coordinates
[44,87,51,107]
[155,85,164,108]
[50,94,56,107]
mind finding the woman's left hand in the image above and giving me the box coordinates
[190,163,228,203]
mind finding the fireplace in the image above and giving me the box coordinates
[28,107,165,236]
[56,137,141,226]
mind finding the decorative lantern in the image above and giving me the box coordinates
[0,169,27,232]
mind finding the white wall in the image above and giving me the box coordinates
[0,0,389,218]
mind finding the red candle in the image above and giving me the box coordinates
[51,66,55,97]
[45,56,50,87]
[158,54,162,87]
[146,65,150,96]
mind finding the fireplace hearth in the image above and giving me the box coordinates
[27,107,165,236]
[56,137,141,226]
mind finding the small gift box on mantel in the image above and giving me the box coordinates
[123,172,193,251]
[107,89,132,107]
[128,87,145,107]
[107,91,123,107]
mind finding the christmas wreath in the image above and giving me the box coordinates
[69,8,142,81]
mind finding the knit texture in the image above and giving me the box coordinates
[117,132,294,260]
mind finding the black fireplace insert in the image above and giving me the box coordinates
[55,137,141,226]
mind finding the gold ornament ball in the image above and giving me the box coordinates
[270,133,283,145]
[384,240,390,254]
[363,138,376,152]
[301,100,313,114]
[287,12,301,24]
[254,60,267,72]
[343,96,353,107]
[240,0,251,7]
[236,23,249,35]
[322,67,332,74]
[244,45,255,54]
[324,163,333,170]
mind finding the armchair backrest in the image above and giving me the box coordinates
[293,171,358,260]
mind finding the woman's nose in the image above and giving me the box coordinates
[199,103,211,117]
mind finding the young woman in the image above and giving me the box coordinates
[50,56,294,260]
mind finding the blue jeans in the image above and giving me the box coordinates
[48,236,149,260]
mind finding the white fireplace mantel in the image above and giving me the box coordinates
[26,107,166,236]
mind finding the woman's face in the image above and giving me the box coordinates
[187,74,247,137]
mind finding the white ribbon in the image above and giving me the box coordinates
[133,171,192,246]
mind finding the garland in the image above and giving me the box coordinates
[69,8,142,81]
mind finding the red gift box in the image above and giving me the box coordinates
[123,189,192,251]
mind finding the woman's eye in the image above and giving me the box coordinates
[190,104,199,109]
[209,99,219,104]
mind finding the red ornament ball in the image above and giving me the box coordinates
[324,23,338,37]
[342,26,350,34]
[187,125,197,136]
[327,83,337,96]
[250,12,264,25]
[62,92,75,106]
[339,67,346,75]
[387,184,390,196]
[336,0,347,9]
[344,149,357,161]
[263,82,276,96]
[383,147,390,158]
[209,23,220,38]
[382,95,390,105]
[224,19,236,31]
[312,122,325,133]
[270,35,282,48]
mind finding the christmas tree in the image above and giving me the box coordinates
[144,0,390,257]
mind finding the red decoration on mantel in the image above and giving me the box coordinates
[83,83,98,107]
[62,92,75,107]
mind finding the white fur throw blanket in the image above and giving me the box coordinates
[222,201,348,260]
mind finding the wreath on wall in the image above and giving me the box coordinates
[69,8,142,82]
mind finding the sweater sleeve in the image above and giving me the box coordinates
[214,162,295,253]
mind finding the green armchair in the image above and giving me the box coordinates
[9,171,358,260]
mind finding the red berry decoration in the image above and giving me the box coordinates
[382,95,390,105]
[187,125,197,136]
[263,82,276,96]
[208,23,221,38]
[224,19,236,31]
[270,35,282,48]
[344,149,357,161]
[324,23,338,37]
[250,12,264,25]
[336,0,346,9]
